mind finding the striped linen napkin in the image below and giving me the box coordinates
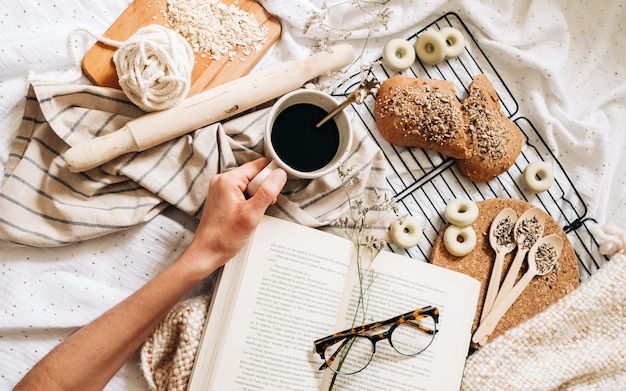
[0,83,389,247]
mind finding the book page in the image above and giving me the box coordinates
[320,251,480,391]
[189,216,355,391]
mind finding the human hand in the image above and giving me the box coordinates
[182,158,287,277]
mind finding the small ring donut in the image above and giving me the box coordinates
[439,27,466,59]
[523,161,555,193]
[414,30,447,65]
[382,38,416,72]
[444,199,479,227]
[389,216,423,248]
[443,225,477,257]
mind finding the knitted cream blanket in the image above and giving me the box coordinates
[461,225,626,390]
[141,226,626,390]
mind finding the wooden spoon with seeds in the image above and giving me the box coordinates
[492,207,545,309]
[480,208,518,324]
[472,234,563,345]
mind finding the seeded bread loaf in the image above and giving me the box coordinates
[456,74,523,182]
[374,74,523,182]
[374,75,470,159]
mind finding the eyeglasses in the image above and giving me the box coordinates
[313,306,439,375]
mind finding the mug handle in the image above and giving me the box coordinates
[246,160,280,196]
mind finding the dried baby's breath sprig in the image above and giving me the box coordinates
[328,162,398,390]
[336,165,397,261]
[304,0,392,45]
[306,59,383,95]
[304,0,393,90]
[334,163,398,324]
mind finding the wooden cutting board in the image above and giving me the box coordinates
[82,0,281,96]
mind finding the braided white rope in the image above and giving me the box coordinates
[111,24,194,112]
[30,25,194,112]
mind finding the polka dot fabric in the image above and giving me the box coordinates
[1,1,625,390]
[0,208,197,390]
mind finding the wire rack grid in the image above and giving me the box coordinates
[331,12,607,281]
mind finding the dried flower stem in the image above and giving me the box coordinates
[304,0,393,88]
[328,163,397,389]
[335,163,398,324]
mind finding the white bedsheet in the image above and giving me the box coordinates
[1,0,624,389]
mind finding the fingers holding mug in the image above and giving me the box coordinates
[246,160,280,196]
[246,89,353,196]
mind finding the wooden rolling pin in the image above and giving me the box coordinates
[64,44,355,173]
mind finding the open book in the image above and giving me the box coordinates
[187,216,480,391]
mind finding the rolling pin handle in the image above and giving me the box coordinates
[64,125,138,173]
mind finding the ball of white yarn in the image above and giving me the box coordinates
[113,24,194,112]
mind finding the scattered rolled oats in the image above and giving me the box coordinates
[164,0,268,61]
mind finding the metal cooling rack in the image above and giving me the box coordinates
[332,12,607,280]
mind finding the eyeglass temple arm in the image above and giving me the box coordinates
[316,337,351,370]
[406,320,439,335]
[345,306,439,335]
[314,306,439,349]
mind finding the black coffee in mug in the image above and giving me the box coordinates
[271,103,340,172]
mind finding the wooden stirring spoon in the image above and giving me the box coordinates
[472,234,563,346]
[480,208,517,323]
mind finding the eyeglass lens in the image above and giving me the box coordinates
[390,316,436,356]
[324,335,374,375]
[323,315,437,375]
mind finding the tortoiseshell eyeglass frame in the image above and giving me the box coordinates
[313,306,439,374]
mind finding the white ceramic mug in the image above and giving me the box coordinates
[247,89,353,195]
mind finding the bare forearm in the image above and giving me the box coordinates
[14,249,212,391]
[13,159,286,391]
